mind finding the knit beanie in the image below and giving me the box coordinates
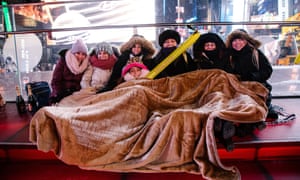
[122,62,149,77]
[97,42,114,55]
[71,39,88,54]
[158,29,181,47]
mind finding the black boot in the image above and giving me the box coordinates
[253,121,266,130]
[214,118,236,139]
[267,108,279,120]
[235,122,266,138]
[223,138,235,152]
[222,121,236,140]
[214,117,223,133]
[214,118,236,152]
[235,123,255,137]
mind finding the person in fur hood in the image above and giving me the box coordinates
[148,29,197,79]
[80,42,117,91]
[97,34,156,93]
[226,29,278,134]
[49,39,89,104]
[193,32,232,72]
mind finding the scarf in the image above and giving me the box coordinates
[65,50,89,75]
[155,46,177,64]
[161,46,177,57]
[203,50,219,62]
[89,54,117,70]
[128,54,143,64]
[232,44,259,70]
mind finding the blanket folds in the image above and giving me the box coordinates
[29,69,268,180]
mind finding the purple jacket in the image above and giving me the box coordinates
[50,49,84,102]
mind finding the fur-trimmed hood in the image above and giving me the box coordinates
[226,30,261,49]
[120,35,156,59]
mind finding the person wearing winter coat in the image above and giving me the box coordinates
[80,42,117,91]
[193,32,232,72]
[226,30,273,85]
[226,29,278,135]
[121,62,150,81]
[98,34,156,93]
[148,29,197,79]
[49,39,89,104]
[193,32,236,151]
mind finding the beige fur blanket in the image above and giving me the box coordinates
[29,69,268,180]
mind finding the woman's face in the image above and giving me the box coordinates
[231,38,247,51]
[131,44,142,55]
[204,42,216,51]
[163,39,177,48]
[129,67,142,78]
[74,52,87,61]
[97,51,109,60]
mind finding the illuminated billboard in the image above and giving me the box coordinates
[12,0,156,45]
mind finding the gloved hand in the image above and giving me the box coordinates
[49,96,59,106]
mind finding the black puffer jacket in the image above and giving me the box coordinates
[230,44,272,84]
[148,47,197,79]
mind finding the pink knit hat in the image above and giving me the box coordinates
[122,62,149,77]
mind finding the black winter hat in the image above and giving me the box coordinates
[193,32,225,52]
[158,29,181,47]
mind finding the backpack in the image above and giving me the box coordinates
[25,81,51,112]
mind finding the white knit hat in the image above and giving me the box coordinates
[71,39,88,54]
[97,42,114,55]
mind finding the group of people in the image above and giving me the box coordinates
[48,28,278,151]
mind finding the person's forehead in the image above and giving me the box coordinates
[204,42,216,44]
[75,52,87,54]
[233,38,246,41]
[133,43,142,47]
[130,66,141,71]
[165,38,177,41]
[131,66,141,69]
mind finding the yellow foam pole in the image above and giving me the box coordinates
[146,31,200,79]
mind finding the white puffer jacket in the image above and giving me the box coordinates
[80,64,112,91]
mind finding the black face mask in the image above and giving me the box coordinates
[155,47,177,64]
[161,46,177,55]
[204,50,219,60]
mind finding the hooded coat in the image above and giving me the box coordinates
[193,32,232,72]
[226,30,273,84]
[226,30,273,107]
